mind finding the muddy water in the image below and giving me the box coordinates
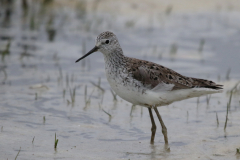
[0,1,240,160]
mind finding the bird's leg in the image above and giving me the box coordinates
[153,107,168,144]
[148,108,156,144]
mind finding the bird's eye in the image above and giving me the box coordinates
[105,40,109,44]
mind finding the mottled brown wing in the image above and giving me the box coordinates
[190,78,223,89]
[127,58,223,91]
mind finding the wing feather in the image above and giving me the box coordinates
[127,58,223,91]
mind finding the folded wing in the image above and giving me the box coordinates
[128,58,223,91]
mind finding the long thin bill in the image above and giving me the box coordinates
[75,46,98,63]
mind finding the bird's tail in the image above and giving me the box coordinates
[191,78,223,90]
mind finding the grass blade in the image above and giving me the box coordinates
[15,147,21,160]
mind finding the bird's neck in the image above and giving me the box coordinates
[103,48,126,68]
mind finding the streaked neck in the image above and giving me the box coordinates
[103,48,126,64]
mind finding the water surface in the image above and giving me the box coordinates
[0,0,240,159]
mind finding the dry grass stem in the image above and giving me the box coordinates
[110,89,117,101]
[15,147,21,160]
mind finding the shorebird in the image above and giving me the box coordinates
[75,31,223,144]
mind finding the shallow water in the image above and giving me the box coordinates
[0,0,240,160]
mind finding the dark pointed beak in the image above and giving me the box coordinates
[75,46,99,63]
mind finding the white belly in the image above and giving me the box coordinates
[106,74,144,105]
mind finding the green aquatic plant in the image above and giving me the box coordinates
[237,148,240,154]
[32,136,35,143]
[226,68,231,80]
[130,105,135,117]
[30,15,35,30]
[63,89,66,98]
[76,0,87,19]
[1,40,11,61]
[125,20,135,28]
[169,43,178,61]
[206,94,211,105]
[224,89,233,131]
[35,93,38,100]
[198,39,205,53]
[69,87,76,105]
[54,133,58,149]
[165,5,173,15]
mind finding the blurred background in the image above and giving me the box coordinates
[0,0,240,159]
